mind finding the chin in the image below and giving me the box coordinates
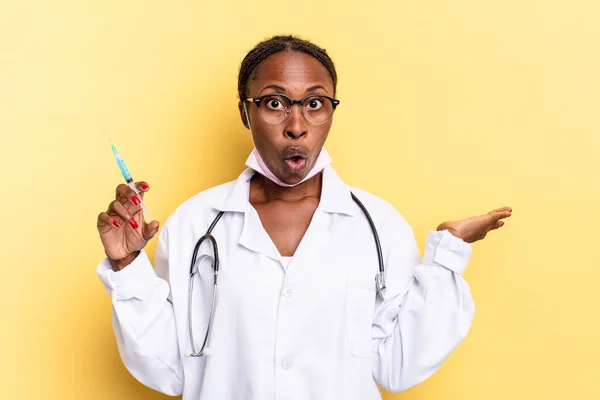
[279,172,304,185]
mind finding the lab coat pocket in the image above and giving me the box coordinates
[345,274,376,359]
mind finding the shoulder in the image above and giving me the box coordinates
[162,178,238,232]
[347,185,413,234]
[177,179,235,214]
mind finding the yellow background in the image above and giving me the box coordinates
[1,1,598,399]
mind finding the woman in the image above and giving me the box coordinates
[96,35,511,399]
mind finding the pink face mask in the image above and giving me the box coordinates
[243,102,332,187]
[245,147,332,187]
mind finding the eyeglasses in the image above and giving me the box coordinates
[245,93,340,125]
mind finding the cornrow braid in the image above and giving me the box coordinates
[238,35,337,100]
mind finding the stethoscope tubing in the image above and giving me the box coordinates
[187,192,385,357]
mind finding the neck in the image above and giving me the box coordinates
[251,172,323,203]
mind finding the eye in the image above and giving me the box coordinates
[265,97,286,110]
[306,98,324,110]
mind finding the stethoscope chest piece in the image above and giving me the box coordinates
[375,272,387,299]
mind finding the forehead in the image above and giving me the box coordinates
[250,51,334,94]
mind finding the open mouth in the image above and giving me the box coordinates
[284,155,306,171]
[282,147,309,173]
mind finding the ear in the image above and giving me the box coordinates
[238,101,250,130]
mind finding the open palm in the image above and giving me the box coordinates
[437,207,512,244]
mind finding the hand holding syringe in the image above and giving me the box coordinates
[102,125,153,222]
[96,125,160,272]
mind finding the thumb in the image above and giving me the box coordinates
[142,220,160,241]
[490,220,505,230]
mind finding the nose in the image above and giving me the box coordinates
[285,105,307,139]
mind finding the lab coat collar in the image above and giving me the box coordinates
[319,165,358,217]
[212,167,254,213]
[210,165,358,217]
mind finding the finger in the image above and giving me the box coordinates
[496,210,512,219]
[106,201,140,221]
[115,183,144,206]
[127,181,149,202]
[97,212,123,233]
[135,181,150,193]
[490,220,505,230]
[134,182,150,202]
[142,220,160,241]
[487,209,512,222]
[107,200,139,229]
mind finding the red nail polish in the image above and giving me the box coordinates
[129,219,138,229]
[112,220,121,228]
[132,196,141,206]
[140,183,149,190]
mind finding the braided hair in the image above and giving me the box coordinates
[237,35,337,101]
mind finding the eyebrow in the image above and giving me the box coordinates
[259,84,287,94]
[306,85,328,93]
[258,84,330,96]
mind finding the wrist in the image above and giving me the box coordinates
[109,251,140,272]
[436,225,464,241]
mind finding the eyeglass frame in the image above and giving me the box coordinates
[244,93,340,125]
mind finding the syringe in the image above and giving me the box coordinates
[102,124,153,222]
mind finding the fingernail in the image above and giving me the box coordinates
[129,219,138,229]
[112,220,121,228]
[132,196,141,206]
[140,183,149,190]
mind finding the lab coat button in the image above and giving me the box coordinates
[282,287,293,298]
[282,356,294,369]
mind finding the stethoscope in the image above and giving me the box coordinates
[187,191,386,357]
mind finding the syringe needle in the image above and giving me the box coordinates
[100,122,113,144]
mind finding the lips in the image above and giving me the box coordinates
[284,157,306,172]
[283,146,308,159]
[282,146,308,173]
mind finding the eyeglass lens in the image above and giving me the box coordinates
[257,95,334,125]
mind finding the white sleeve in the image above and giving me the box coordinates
[96,227,183,396]
[371,210,475,393]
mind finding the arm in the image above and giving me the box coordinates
[370,209,474,392]
[97,226,184,396]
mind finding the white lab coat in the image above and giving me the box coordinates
[97,165,474,400]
